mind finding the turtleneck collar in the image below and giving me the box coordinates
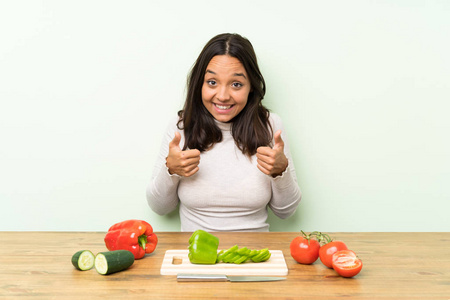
[214,119,232,132]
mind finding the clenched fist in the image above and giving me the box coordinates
[166,132,201,177]
[256,130,288,177]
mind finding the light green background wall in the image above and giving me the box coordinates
[1,1,449,232]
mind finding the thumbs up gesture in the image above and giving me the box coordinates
[166,132,201,177]
[256,130,288,177]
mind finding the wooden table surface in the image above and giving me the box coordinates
[1,231,449,299]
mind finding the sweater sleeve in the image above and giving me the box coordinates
[146,118,182,215]
[267,114,302,219]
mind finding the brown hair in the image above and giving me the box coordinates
[178,33,272,156]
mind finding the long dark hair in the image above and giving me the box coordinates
[178,33,272,156]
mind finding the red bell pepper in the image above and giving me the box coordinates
[104,220,158,259]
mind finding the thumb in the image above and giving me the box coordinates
[169,132,181,150]
[274,130,284,150]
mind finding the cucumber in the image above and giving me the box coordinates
[72,250,95,271]
[94,250,135,275]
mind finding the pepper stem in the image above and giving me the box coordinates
[138,234,147,251]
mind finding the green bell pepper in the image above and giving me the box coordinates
[188,230,219,264]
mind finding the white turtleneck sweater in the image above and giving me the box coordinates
[146,113,301,232]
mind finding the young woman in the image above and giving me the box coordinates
[147,33,301,231]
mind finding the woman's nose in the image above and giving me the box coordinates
[216,86,230,102]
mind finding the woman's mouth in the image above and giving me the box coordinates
[214,103,234,111]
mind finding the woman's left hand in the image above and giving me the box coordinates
[256,130,288,178]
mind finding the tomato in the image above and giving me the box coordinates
[332,250,363,278]
[319,240,348,268]
[290,232,320,264]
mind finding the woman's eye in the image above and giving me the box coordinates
[232,82,243,88]
[207,80,216,86]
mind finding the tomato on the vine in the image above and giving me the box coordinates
[290,231,320,264]
[332,250,363,278]
[319,240,348,268]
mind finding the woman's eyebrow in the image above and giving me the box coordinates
[233,73,247,79]
[205,69,247,79]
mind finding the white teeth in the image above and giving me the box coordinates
[215,104,232,109]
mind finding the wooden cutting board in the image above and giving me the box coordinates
[160,250,288,276]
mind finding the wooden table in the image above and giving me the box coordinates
[1,232,449,299]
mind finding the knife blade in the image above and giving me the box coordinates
[177,273,286,282]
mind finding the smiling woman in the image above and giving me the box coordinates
[146,33,301,232]
[201,55,251,123]
[179,33,271,156]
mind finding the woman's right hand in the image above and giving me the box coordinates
[165,132,201,177]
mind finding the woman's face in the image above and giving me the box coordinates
[201,55,251,123]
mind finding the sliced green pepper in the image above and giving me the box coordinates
[216,246,271,264]
[188,230,219,264]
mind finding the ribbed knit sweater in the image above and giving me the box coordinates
[146,113,301,232]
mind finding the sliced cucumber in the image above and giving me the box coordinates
[94,250,135,275]
[72,250,95,271]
